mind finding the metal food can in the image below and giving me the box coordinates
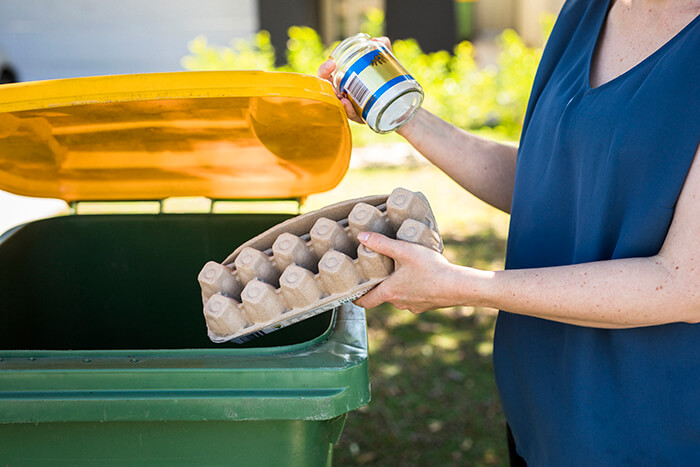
[329,33,424,134]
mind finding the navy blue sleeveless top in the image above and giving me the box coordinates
[494,0,700,464]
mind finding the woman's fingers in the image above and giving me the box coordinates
[354,284,389,310]
[317,59,336,81]
[340,98,363,123]
[320,36,395,125]
[372,36,393,51]
[357,232,408,259]
[353,233,411,310]
[318,59,363,123]
[354,231,456,313]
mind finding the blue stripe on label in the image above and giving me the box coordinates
[339,49,381,91]
[361,74,413,120]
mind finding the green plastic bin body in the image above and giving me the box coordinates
[0,213,370,466]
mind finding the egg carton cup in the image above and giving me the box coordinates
[198,187,443,343]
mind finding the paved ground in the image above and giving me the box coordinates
[0,190,66,235]
[350,142,429,169]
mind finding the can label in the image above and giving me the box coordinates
[339,47,415,120]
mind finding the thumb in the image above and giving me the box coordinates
[317,59,336,81]
[357,231,409,260]
[354,282,389,310]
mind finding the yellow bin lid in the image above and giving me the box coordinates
[0,71,351,201]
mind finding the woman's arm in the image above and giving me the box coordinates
[318,54,518,214]
[396,109,518,214]
[355,143,700,328]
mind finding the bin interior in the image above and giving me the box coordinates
[0,212,334,351]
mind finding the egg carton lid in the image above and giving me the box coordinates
[226,194,379,265]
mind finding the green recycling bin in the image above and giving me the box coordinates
[0,71,369,466]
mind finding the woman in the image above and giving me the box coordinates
[320,0,699,464]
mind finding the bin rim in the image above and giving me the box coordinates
[0,71,342,112]
[0,307,337,359]
[0,304,370,422]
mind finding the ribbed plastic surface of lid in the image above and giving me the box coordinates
[0,71,352,201]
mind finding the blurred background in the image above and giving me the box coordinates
[0,0,561,81]
[0,1,564,464]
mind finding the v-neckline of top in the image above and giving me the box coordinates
[586,0,700,94]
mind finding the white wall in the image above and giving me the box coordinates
[476,0,517,35]
[516,0,565,45]
[476,0,565,45]
[0,0,258,81]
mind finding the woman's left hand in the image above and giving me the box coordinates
[354,231,474,313]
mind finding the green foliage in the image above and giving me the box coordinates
[383,23,549,142]
[279,26,327,74]
[181,32,276,71]
[182,27,328,76]
[182,13,555,143]
[360,8,385,38]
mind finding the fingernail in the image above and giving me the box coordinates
[357,232,370,242]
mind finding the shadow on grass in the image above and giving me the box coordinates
[335,230,508,466]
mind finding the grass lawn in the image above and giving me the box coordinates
[306,163,511,466]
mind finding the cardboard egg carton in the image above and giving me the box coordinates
[198,187,443,343]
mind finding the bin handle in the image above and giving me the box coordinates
[66,198,304,215]
[210,197,305,215]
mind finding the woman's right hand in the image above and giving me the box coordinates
[317,59,363,124]
[317,36,394,125]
